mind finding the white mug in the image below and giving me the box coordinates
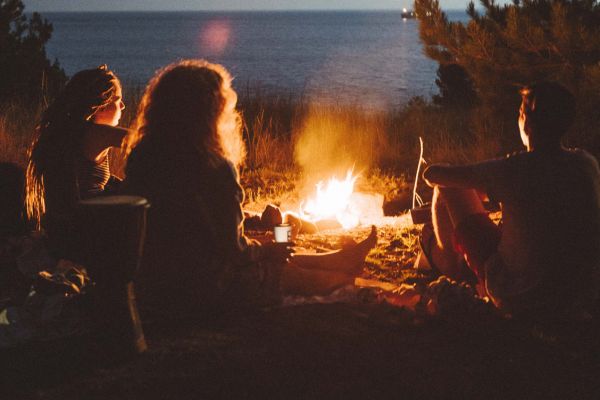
[273,224,292,243]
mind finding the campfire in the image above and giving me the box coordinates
[292,170,408,231]
[245,170,413,235]
[300,170,359,229]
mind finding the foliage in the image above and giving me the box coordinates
[3,83,502,174]
[433,63,477,108]
[415,0,600,151]
[238,89,303,171]
[0,0,66,104]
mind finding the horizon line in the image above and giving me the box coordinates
[27,8,466,13]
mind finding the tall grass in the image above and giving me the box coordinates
[0,101,43,167]
[235,91,507,209]
[0,86,507,209]
[239,93,505,174]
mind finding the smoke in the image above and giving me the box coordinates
[294,104,387,191]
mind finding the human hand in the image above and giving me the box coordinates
[262,241,295,264]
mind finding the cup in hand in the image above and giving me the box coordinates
[273,224,292,243]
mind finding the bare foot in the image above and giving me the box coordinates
[291,225,377,276]
[343,225,377,276]
[365,225,378,248]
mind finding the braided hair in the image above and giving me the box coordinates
[26,65,121,229]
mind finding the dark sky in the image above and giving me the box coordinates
[24,0,470,12]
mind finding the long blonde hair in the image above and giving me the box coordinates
[26,65,121,229]
[127,59,245,168]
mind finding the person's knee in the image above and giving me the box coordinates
[437,188,484,226]
[437,187,474,203]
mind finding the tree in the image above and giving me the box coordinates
[0,0,66,104]
[415,0,600,150]
[433,63,477,108]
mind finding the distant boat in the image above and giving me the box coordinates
[401,8,417,19]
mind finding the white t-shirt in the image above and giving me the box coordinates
[472,149,600,315]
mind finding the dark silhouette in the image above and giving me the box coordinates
[0,1,66,103]
[0,162,26,236]
[433,63,477,109]
[422,82,600,320]
[123,59,377,317]
[25,65,127,257]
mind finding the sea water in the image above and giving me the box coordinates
[43,10,468,108]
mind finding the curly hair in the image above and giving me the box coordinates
[127,59,245,169]
[26,65,121,229]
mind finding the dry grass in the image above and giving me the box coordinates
[242,108,296,171]
[236,93,505,215]
[0,102,42,167]
[0,87,506,210]
[1,88,507,169]
[240,94,506,178]
[0,89,506,243]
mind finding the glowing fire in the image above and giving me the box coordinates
[300,170,360,229]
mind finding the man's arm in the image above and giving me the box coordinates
[423,164,486,191]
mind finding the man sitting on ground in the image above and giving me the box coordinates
[422,81,600,319]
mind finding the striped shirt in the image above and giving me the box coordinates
[76,154,111,199]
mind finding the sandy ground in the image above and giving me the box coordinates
[2,219,600,399]
[2,302,600,399]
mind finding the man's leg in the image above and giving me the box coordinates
[429,186,486,280]
[437,187,486,226]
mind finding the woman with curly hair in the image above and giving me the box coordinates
[26,65,127,256]
[123,60,376,316]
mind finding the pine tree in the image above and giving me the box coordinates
[415,0,600,150]
[433,63,477,108]
[0,0,66,103]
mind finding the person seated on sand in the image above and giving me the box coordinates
[421,81,600,320]
[122,59,377,316]
[26,65,128,258]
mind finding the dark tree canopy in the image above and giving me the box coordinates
[433,63,477,108]
[0,0,66,103]
[415,0,600,148]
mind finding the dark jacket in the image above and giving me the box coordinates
[122,138,280,315]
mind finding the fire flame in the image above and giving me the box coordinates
[300,170,360,229]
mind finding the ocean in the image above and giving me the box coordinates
[43,10,469,109]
